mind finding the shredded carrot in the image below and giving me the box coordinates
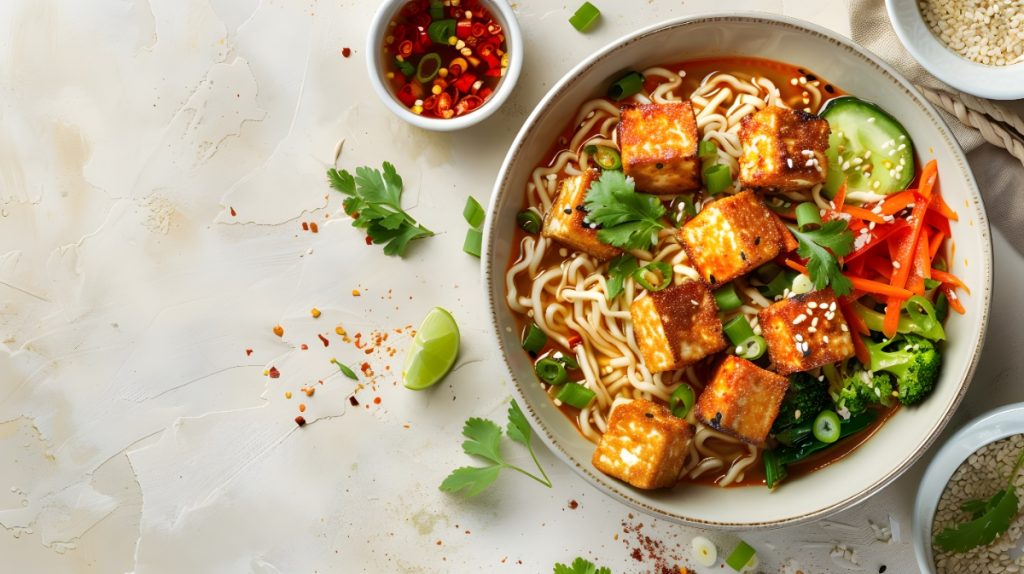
[883,300,901,338]
[833,181,847,212]
[918,159,938,200]
[880,190,916,215]
[784,259,808,275]
[928,190,959,221]
[928,231,945,260]
[850,275,913,299]
[931,268,971,294]
[942,284,966,314]
[842,205,886,224]
[907,228,931,296]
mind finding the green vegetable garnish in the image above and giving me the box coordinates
[463,196,485,228]
[788,220,854,296]
[723,316,756,347]
[934,446,1024,552]
[812,410,842,443]
[605,254,638,301]
[583,170,667,250]
[427,19,457,44]
[516,209,543,234]
[394,57,415,78]
[725,540,757,571]
[535,357,568,385]
[607,71,644,101]
[328,163,434,257]
[795,201,823,231]
[522,323,547,354]
[736,335,767,360]
[463,227,482,257]
[440,399,553,496]
[714,283,743,311]
[631,261,672,292]
[763,449,787,489]
[557,382,596,409]
[416,52,442,83]
[554,557,612,574]
[568,2,601,32]
[587,145,622,170]
[669,384,696,419]
[702,163,732,195]
[331,358,359,380]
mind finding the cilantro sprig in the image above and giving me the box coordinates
[788,220,854,296]
[605,254,638,300]
[553,557,612,574]
[328,163,433,256]
[582,170,666,251]
[934,446,1024,553]
[439,400,552,496]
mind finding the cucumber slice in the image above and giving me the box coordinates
[821,96,915,196]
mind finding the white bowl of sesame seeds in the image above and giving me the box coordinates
[886,0,1024,100]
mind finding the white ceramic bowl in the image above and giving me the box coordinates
[886,0,1024,100]
[482,14,993,528]
[913,403,1024,573]
[365,0,523,131]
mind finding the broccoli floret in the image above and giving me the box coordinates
[867,333,942,406]
[772,372,831,432]
[837,364,894,415]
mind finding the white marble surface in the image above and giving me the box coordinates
[2,1,1022,572]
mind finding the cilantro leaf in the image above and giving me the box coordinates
[439,465,502,497]
[934,488,1019,552]
[461,418,504,464]
[506,399,531,446]
[582,171,666,250]
[789,220,854,295]
[330,359,358,380]
[327,164,433,257]
[553,557,612,574]
[605,254,638,300]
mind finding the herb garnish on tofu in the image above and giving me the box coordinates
[789,219,854,295]
[583,170,667,250]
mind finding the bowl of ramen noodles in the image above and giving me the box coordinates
[482,13,993,528]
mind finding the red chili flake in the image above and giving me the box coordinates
[300,343,308,350]
[364,236,373,245]
[373,396,382,405]
[245,348,253,356]
[294,415,306,427]
[349,396,360,406]
[360,362,374,377]
[341,47,352,58]
[309,222,319,233]
[568,500,579,510]
[268,366,280,378]
[230,207,237,216]
[318,334,330,347]
[301,221,309,231]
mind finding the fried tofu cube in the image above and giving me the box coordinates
[618,102,701,194]
[542,168,621,261]
[630,281,727,373]
[738,106,830,190]
[592,399,694,489]
[679,190,788,286]
[695,356,790,446]
[759,288,856,375]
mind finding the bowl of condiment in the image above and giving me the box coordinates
[366,0,523,131]
[886,0,1024,100]
[913,403,1024,573]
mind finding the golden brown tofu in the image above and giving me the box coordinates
[592,399,694,489]
[618,102,701,194]
[630,281,727,373]
[738,106,831,190]
[679,190,787,287]
[759,288,856,375]
[695,356,790,446]
[542,169,621,261]
[770,211,800,254]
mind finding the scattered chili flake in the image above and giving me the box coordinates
[245,348,253,356]
[568,500,579,510]
[273,325,284,337]
[318,334,330,347]
[294,415,306,427]
[351,289,361,296]
[360,362,374,377]
[311,307,321,318]
[299,403,306,412]
[300,343,308,350]
[342,47,352,58]
[301,386,315,397]
[230,206,237,216]
[373,396,382,405]
[349,396,360,406]
[284,391,292,399]
[364,236,373,245]
[301,221,309,231]
[309,222,319,233]
[268,366,280,379]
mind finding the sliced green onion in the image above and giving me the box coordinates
[632,261,672,292]
[812,410,842,443]
[429,0,444,20]
[714,283,743,311]
[557,353,580,370]
[591,146,622,170]
[763,450,787,489]
[395,57,415,78]
[415,52,442,83]
[669,384,696,419]
[607,71,644,101]
[516,210,543,234]
[703,163,732,195]
[726,541,757,570]
[522,323,547,354]
[463,227,482,257]
[723,316,756,347]
[427,19,457,44]
[795,202,823,231]
[569,1,601,32]
[535,357,568,385]
[463,196,485,228]
[790,272,814,295]
[736,335,767,360]
[698,140,719,160]
[557,382,596,408]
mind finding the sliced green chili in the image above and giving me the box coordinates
[736,335,767,360]
[703,163,732,195]
[669,384,696,419]
[723,316,756,347]
[813,410,842,443]
[569,2,601,32]
[590,145,622,170]
[427,19,457,44]
[632,261,672,292]
[607,71,644,101]
[795,202,823,231]
[516,210,543,233]
[463,227,482,257]
[416,52,442,83]
[557,382,596,408]
[714,283,743,311]
[535,357,568,385]
[522,323,547,354]
[463,196,485,228]
[395,57,415,78]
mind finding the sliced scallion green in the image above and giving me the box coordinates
[557,382,596,409]
[813,410,842,443]
[669,384,696,419]
[569,2,601,32]
[591,145,622,170]
[516,210,543,234]
[714,283,743,311]
[463,227,482,257]
[703,163,732,195]
[698,140,719,160]
[416,52,442,84]
[427,19,457,45]
[395,57,415,78]
[607,71,644,101]
[463,196,485,228]
[535,357,568,385]
[632,261,672,292]
[795,202,823,231]
[736,335,767,360]
[723,316,756,347]
[725,541,757,570]
[521,323,547,354]
[557,353,580,370]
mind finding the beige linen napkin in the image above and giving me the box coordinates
[851,0,1024,253]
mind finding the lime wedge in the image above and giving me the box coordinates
[403,307,460,390]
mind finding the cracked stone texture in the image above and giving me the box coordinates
[2,1,1024,573]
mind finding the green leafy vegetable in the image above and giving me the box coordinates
[605,254,638,300]
[934,446,1024,553]
[553,557,612,574]
[331,358,358,380]
[583,170,666,250]
[440,400,552,496]
[788,220,854,295]
[328,163,434,257]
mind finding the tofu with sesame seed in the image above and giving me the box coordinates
[541,168,621,261]
[592,399,694,489]
[618,102,701,194]
[679,190,790,287]
[738,106,831,190]
[630,281,727,374]
[759,288,856,375]
[695,356,790,446]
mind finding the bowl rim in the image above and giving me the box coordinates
[912,403,1024,573]
[364,0,524,132]
[884,0,1024,100]
[481,12,993,528]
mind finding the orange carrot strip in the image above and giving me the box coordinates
[918,159,938,201]
[850,275,913,299]
[907,228,931,296]
[928,190,959,221]
[883,300,901,338]
[880,190,916,215]
[931,268,971,295]
[928,231,945,260]
[842,205,886,224]
[784,259,808,275]
[942,284,966,314]
[833,181,847,212]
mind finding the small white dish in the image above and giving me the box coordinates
[886,0,1024,100]
[912,403,1024,573]
[365,0,523,131]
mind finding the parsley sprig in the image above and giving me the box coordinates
[328,163,433,256]
[935,446,1024,552]
[788,220,854,295]
[553,557,612,574]
[439,400,552,496]
[583,171,666,251]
